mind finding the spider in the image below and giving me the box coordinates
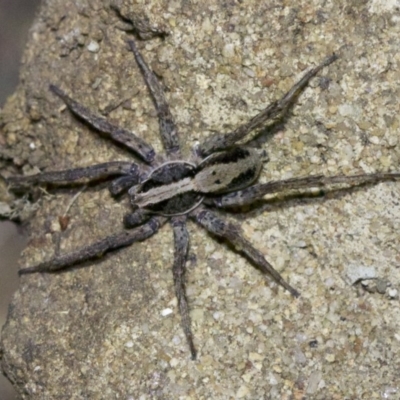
[8,39,400,360]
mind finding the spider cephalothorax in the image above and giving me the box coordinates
[8,38,400,359]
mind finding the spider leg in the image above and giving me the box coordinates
[171,216,196,359]
[207,172,400,208]
[8,161,140,190]
[199,53,338,156]
[50,85,155,163]
[128,40,181,157]
[191,206,300,298]
[18,217,166,275]
[108,174,141,196]
[124,209,150,228]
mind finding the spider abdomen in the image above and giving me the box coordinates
[195,147,263,193]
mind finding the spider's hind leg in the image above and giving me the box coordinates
[128,40,181,157]
[191,206,300,298]
[199,53,338,156]
[207,172,400,208]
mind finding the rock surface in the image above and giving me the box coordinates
[1,0,400,398]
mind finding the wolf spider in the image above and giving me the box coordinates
[9,39,400,359]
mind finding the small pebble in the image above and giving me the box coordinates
[161,308,173,317]
[87,40,100,53]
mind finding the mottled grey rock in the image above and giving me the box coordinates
[1,0,400,398]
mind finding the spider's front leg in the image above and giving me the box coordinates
[199,53,338,156]
[128,40,181,157]
[207,172,400,208]
[191,206,300,298]
[171,216,196,359]
[8,161,140,191]
[50,85,155,164]
[18,217,166,275]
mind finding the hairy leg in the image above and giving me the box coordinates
[50,85,155,163]
[171,216,196,359]
[199,54,338,156]
[191,207,299,297]
[207,172,400,208]
[19,217,166,275]
[128,40,181,157]
[108,174,141,196]
[8,161,140,189]
[124,209,150,228]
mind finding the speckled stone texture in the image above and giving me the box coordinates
[1,0,400,398]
